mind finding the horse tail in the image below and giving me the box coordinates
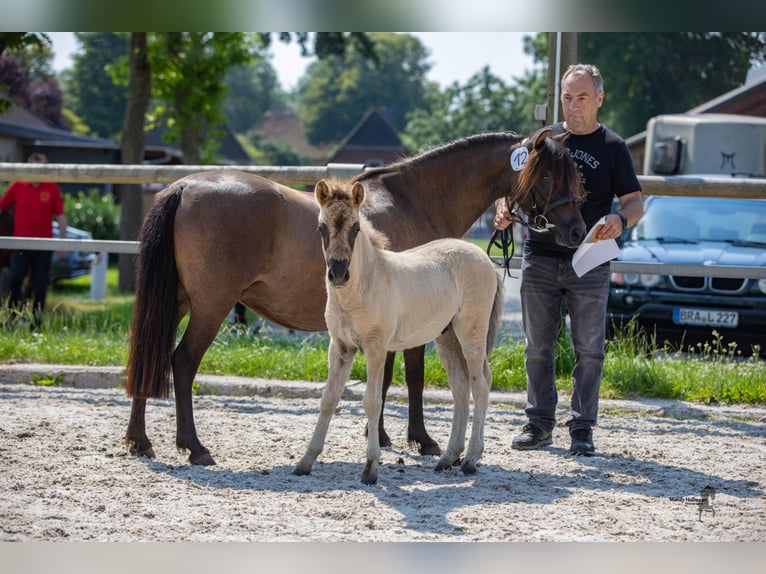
[486,272,504,355]
[125,183,184,399]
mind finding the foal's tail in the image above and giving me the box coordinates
[486,272,505,355]
[125,184,184,399]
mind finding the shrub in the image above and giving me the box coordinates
[63,189,121,240]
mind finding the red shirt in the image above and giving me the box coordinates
[0,181,64,238]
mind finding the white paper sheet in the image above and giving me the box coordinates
[571,216,621,278]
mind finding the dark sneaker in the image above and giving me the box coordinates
[569,428,595,456]
[511,423,552,450]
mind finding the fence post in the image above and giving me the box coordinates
[90,253,108,300]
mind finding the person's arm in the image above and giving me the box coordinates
[493,197,522,230]
[616,190,644,227]
[599,190,643,240]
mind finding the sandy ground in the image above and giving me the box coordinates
[1,366,764,543]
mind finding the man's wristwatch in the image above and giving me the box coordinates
[616,211,628,229]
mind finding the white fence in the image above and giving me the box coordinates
[1,162,765,300]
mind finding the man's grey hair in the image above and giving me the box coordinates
[562,64,604,95]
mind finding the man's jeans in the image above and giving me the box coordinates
[520,253,611,433]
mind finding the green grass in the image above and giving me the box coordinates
[1,266,764,405]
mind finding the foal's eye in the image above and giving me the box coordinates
[318,223,329,247]
[348,221,360,245]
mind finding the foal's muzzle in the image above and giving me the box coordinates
[327,259,350,286]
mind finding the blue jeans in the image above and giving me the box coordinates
[520,253,611,433]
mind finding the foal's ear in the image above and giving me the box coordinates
[351,182,365,208]
[315,179,330,206]
[532,127,552,149]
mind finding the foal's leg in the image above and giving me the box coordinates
[373,351,396,448]
[294,339,356,477]
[360,346,388,485]
[460,354,491,475]
[433,328,470,472]
[450,318,493,475]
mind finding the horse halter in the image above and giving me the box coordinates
[523,179,578,233]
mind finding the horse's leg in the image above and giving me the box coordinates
[125,398,154,458]
[172,312,226,466]
[294,339,356,477]
[403,346,441,455]
[360,346,387,485]
[433,328,470,471]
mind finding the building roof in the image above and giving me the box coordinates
[327,108,407,166]
[0,103,117,149]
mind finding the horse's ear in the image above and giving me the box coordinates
[351,182,365,208]
[552,131,570,144]
[315,179,330,206]
[532,127,552,149]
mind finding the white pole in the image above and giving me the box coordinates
[89,253,107,300]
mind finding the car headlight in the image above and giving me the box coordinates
[758,279,766,295]
[640,274,661,288]
[622,273,640,285]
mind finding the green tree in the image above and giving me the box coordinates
[223,59,289,133]
[299,32,429,145]
[579,32,766,137]
[146,32,257,164]
[65,33,129,139]
[117,32,376,290]
[527,32,766,137]
[403,66,544,151]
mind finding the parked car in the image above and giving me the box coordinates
[607,195,766,357]
[50,221,100,283]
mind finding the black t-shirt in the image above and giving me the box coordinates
[524,122,641,258]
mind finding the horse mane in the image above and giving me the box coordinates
[353,131,522,183]
[514,135,586,211]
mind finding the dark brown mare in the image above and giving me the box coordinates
[125,126,586,465]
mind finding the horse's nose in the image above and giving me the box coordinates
[327,259,350,286]
[570,222,586,246]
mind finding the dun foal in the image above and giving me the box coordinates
[294,179,504,484]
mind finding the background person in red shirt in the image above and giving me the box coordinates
[0,152,68,328]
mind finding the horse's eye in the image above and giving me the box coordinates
[348,221,360,246]
[318,223,329,248]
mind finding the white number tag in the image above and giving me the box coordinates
[510,146,529,171]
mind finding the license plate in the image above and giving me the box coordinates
[673,307,739,328]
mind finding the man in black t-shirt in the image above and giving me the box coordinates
[494,64,644,455]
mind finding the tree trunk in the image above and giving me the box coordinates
[117,32,151,292]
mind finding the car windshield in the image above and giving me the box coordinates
[633,196,766,244]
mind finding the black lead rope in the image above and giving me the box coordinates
[487,225,516,278]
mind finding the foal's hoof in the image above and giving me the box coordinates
[460,462,478,475]
[361,474,378,485]
[189,451,216,466]
[292,467,311,476]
